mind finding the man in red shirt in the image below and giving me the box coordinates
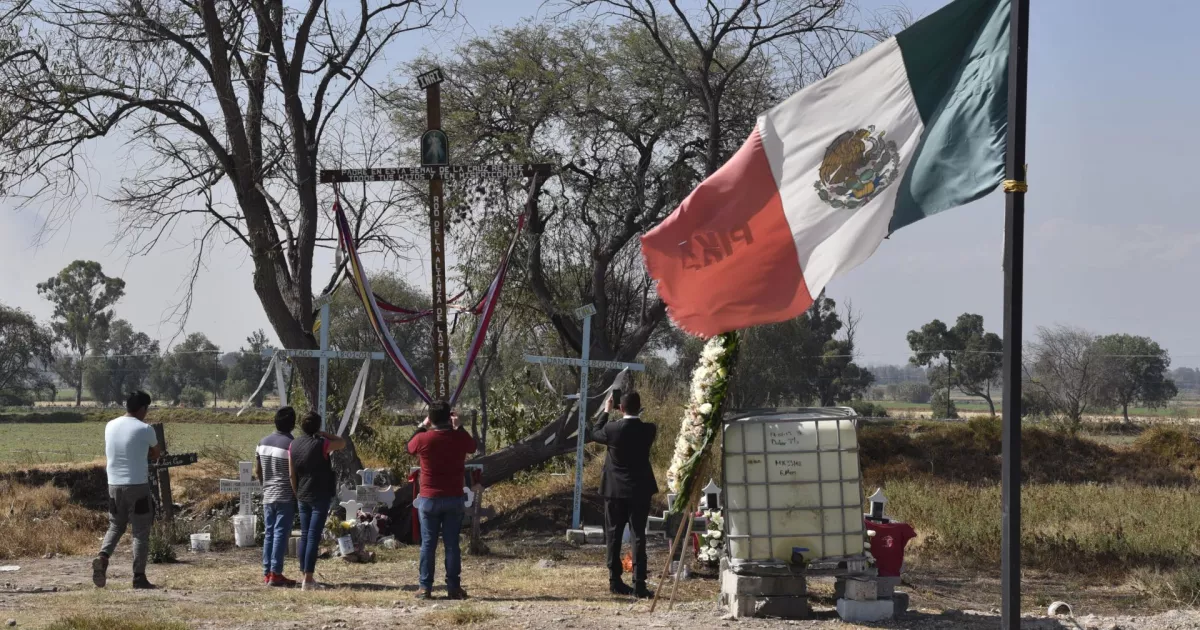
[407,402,477,600]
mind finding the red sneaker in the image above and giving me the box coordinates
[268,573,297,588]
[264,573,272,585]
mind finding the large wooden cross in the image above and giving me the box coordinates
[320,66,552,403]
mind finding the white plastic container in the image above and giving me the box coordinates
[723,408,864,568]
[190,533,212,553]
[232,515,257,548]
[337,535,354,556]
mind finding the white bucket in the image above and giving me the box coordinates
[232,515,257,548]
[337,535,354,556]
[190,533,212,553]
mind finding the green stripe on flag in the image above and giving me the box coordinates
[889,0,1011,234]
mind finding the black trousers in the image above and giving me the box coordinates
[604,497,650,584]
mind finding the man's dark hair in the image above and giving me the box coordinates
[275,407,296,433]
[126,391,152,415]
[428,401,452,429]
[621,391,642,416]
[300,411,322,436]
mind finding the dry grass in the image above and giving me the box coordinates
[886,480,1200,574]
[46,615,190,630]
[1130,565,1200,608]
[0,480,106,559]
[421,604,498,626]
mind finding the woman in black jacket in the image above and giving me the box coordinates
[288,411,346,590]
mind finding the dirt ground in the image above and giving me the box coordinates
[0,536,1195,630]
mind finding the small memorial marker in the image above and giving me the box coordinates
[219,462,262,516]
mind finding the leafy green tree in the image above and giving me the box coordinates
[85,320,159,406]
[150,333,224,406]
[729,296,873,408]
[36,261,125,406]
[0,303,55,405]
[1094,334,1178,423]
[907,313,1002,416]
[225,330,274,407]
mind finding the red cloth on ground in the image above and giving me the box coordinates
[407,428,477,498]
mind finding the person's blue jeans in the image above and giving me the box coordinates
[415,496,467,591]
[297,498,331,575]
[262,501,296,576]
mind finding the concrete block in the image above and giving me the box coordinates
[755,596,812,619]
[723,592,758,619]
[837,598,894,623]
[877,576,901,598]
[288,536,299,558]
[893,591,910,614]
[721,571,806,597]
[566,527,605,544]
[836,577,877,601]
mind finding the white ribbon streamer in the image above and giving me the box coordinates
[336,359,371,437]
[274,353,288,408]
[237,354,278,417]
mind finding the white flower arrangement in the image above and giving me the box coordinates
[666,333,739,514]
[696,508,726,567]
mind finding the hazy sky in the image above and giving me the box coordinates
[2,0,1198,369]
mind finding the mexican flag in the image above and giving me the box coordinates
[641,0,1011,337]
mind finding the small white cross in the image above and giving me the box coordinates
[218,462,262,516]
[340,499,365,519]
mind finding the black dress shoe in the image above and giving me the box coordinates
[447,587,469,600]
[634,584,655,599]
[609,579,635,596]
[132,574,157,590]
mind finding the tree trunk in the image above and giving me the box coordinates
[985,394,996,417]
[1122,402,1130,424]
[75,359,83,407]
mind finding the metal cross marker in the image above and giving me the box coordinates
[319,66,552,403]
[523,303,645,530]
[263,295,386,430]
[219,461,262,517]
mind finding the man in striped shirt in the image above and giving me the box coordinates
[255,407,297,587]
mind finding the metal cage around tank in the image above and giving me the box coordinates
[721,408,865,572]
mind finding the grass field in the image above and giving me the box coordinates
[0,423,269,465]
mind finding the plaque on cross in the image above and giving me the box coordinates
[219,461,262,517]
[319,66,553,403]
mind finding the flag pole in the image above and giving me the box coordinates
[1001,0,1031,628]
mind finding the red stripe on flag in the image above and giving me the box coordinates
[641,129,813,337]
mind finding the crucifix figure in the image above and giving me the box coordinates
[263,294,386,430]
[320,66,552,404]
[523,303,645,530]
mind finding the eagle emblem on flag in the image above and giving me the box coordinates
[814,125,900,209]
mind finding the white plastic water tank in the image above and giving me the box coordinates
[723,408,864,568]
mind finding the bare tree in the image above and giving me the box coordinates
[1026,325,1104,432]
[0,0,448,410]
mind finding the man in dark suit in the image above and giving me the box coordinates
[591,391,658,598]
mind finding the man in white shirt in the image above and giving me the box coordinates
[92,391,161,589]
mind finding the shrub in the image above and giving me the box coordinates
[179,387,208,408]
[898,382,933,404]
[930,390,958,419]
[148,523,178,564]
[846,400,888,418]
